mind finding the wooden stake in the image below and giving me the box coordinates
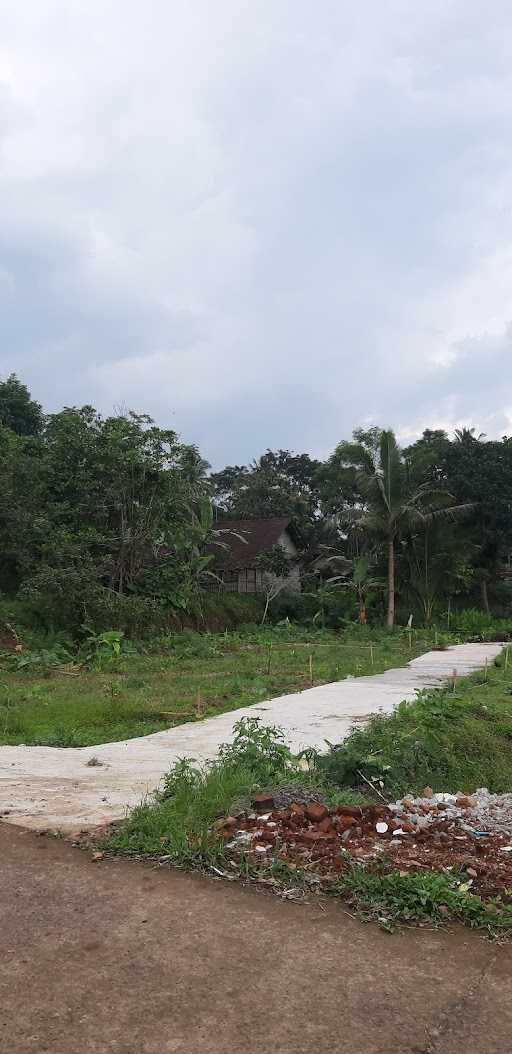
[435,628,438,647]
[408,630,412,651]
[452,668,457,692]
[196,690,203,718]
[369,642,374,666]
[309,652,313,687]
[484,657,488,681]
[266,643,272,676]
[505,647,509,671]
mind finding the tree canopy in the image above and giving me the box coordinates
[2,374,512,633]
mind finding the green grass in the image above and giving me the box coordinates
[103,716,365,861]
[0,625,440,747]
[336,861,512,934]
[318,655,512,797]
[104,712,512,936]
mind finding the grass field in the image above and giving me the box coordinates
[0,626,437,747]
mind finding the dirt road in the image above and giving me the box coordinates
[2,823,511,1054]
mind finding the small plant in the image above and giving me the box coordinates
[337,860,512,934]
[160,757,202,800]
[82,628,125,663]
[10,644,72,672]
[217,717,294,785]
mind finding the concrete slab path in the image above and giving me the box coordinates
[2,822,512,1054]
[0,642,502,833]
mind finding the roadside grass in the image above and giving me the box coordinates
[0,625,441,747]
[104,717,365,862]
[104,713,512,936]
[317,656,512,798]
[336,862,512,934]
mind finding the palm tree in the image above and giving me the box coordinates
[335,429,473,627]
[454,427,486,444]
[313,548,383,624]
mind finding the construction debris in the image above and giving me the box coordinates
[218,788,512,899]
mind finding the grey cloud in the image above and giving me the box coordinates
[1,1,512,465]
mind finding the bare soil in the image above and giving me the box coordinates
[2,823,512,1054]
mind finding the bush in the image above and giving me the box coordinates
[449,608,512,642]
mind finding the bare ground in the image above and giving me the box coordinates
[2,823,512,1054]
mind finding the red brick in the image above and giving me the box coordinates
[252,793,274,812]
[335,805,363,819]
[305,803,329,823]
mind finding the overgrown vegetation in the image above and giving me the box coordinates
[104,717,360,862]
[318,653,512,798]
[105,713,512,935]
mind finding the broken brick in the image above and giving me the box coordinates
[301,829,335,846]
[335,805,363,819]
[305,802,329,823]
[337,816,357,832]
[318,816,335,833]
[252,792,275,812]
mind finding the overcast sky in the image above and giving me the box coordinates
[1,2,512,466]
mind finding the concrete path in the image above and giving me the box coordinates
[0,643,502,833]
[2,822,512,1054]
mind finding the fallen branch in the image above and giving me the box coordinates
[356,769,388,803]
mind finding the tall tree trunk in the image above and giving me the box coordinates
[386,537,395,627]
[480,577,490,614]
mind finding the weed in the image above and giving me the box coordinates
[336,861,512,934]
[317,661,512,797]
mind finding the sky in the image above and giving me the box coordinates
[1,1,512,467]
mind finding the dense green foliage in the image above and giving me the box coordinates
[2,374,512,637]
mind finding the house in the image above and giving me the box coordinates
[209,517,300,594]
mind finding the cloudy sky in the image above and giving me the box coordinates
[1,2,512,465]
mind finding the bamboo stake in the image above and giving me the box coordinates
[267,643,272,676]
[452,668,457,692]
[484,657,488,681]
[309,652,314,687]
[369,642,374,666]
[505,647,509,671]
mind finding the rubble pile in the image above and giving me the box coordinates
[216,788,512,898]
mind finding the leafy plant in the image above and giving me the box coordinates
[10,644,72,671]
[82,628,125,661]
[217,716,294,784]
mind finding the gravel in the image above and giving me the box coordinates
[389,788,512,835]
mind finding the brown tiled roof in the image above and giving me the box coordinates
[210,517,292,569]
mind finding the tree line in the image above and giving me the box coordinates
[1,373,512,633]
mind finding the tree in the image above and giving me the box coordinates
[401,522,476,625]
[256,544,291,624]
[211,449,322,546]
[334,429,471,627]
[440,436,512,612]
[315,551,383,624]
[0,374,43,436]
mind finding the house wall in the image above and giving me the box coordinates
[214,528,301,594]
[277,529,301,593]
